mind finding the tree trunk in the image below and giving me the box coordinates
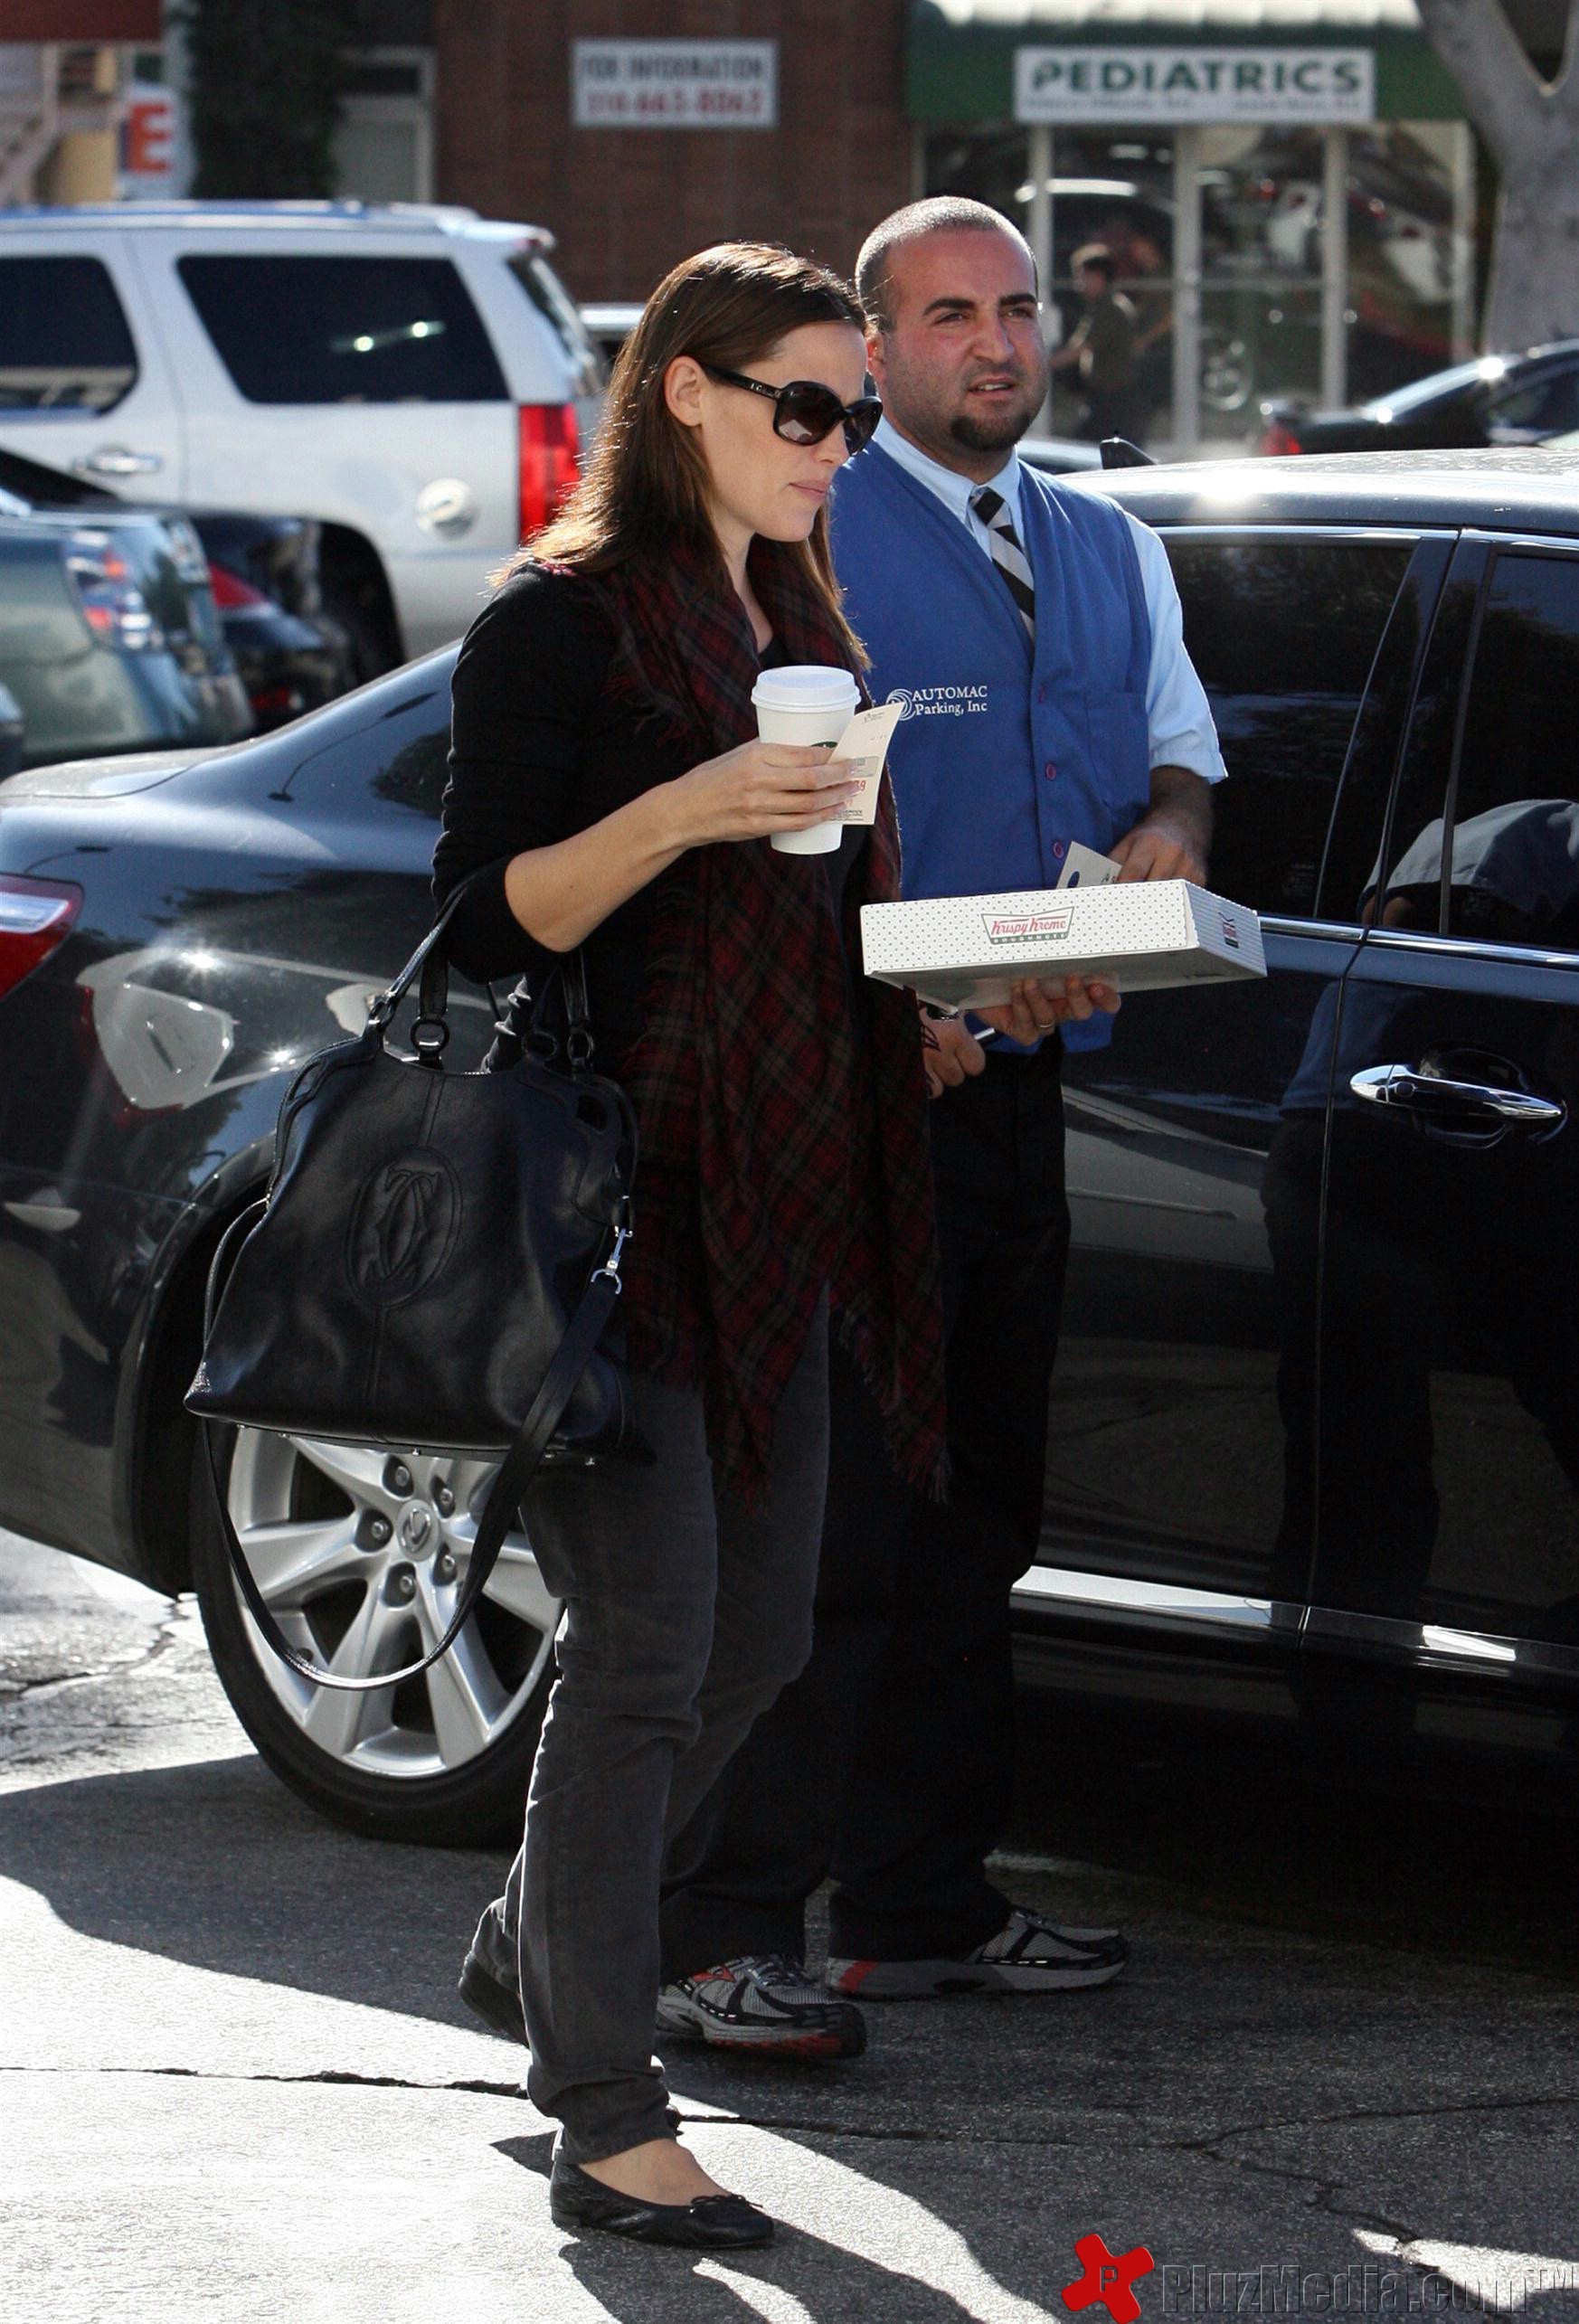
[1482,137,1579,346]
[1414,0,1579,348]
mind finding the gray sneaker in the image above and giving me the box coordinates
[827,1907,1130,1998]
[657,1953,866,2058]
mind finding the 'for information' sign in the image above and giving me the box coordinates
[572,41,778,129]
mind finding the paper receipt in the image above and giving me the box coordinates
[827,701,904,826]
[1055,840,1123,891]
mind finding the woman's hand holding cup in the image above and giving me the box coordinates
[667,739,862,848]
[752,665,863,855]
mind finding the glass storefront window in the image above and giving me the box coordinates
[925,125,1177,444]
[1196,126,1327,420]
[922,111,1473,450]
[1038,130,1176,446]
[924,126,1035,234]
[1345,122,1461,401]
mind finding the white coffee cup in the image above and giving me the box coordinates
[751,664,862,855]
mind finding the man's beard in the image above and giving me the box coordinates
[947,384,1043,453]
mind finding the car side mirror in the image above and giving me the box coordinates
[1100,438,1156,469]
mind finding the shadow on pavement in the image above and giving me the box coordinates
[7,1729,1579,2318]
[0,1752,1086,2318]
[1009,1700,1579,1979]
[495,2130,1046,2321]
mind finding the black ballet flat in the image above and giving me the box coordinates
[548,2153,774,2249]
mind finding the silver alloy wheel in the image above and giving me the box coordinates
[224,1430,561,1778]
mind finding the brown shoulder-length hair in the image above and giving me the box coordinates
[516,241,868,658]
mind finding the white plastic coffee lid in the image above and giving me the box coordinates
[750,664,861,713]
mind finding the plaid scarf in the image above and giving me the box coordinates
[548,537,946,1504]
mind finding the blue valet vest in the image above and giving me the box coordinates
[827,443,1154,1052]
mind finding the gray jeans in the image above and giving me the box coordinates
[472,1300,829,2163]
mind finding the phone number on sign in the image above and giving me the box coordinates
[581,90,771,121]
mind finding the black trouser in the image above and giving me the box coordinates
[659,1043,1069,1970]
[471,1303,829,2161]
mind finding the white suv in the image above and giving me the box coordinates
[0,202,605,675]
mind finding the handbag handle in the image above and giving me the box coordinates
[372,871,595,1067]
[199,1206,629,1691]
[367,870,477,1027]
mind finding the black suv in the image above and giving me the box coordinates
[1,447,1576,1840]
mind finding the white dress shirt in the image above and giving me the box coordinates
[870,417,1227,786]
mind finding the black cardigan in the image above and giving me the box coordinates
[434,562,866,1063]
[433,564,684,1062]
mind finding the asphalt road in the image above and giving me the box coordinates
[3,1527,1578,2324]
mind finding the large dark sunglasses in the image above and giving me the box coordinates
[703,364,883,454]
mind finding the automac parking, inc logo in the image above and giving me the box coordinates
[885,683,990,719]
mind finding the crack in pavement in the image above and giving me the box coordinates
[0,1668,98,1701]
[0,1607,188,1709]
[0,2063,534,2100]
[1184,2142,1424,2246]
[1167,2095,1579,2310]
[4,2064,1574,2162]
[1177,2087,1579,2153]
[0,2064,1110,2140]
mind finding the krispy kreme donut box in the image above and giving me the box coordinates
[860,879,1265,1011]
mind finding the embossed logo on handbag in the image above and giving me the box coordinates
[347,1148,462,1302]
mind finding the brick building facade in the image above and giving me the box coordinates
[429,0,1485,452]
[432,1,914,301]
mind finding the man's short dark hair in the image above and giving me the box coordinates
[1071,243,1118,283]
[856,197,1037,333]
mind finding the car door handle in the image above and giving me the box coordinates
[72,447,164,477]
[1350,1063,1566,1131]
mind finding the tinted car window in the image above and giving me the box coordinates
[1488,367,1579,439]
[506,253,604,394]
[0,256,137,413]
[177,256,508,404]
[1359,356,1493,420]
[1437,550,1579,949]
[1164,534,1412,917]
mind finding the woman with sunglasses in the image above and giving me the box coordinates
[434,242,944,2251]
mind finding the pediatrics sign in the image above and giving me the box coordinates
[572,41,778,129]
[1015,45,1376,123]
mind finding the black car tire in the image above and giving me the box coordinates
[188,1424,556,1846]
[320,585,399,686]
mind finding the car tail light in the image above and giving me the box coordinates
[0,875,82,1001]
[519,402,581,539]
[208,560,270,610]
[65,532,161,651]
[1259,419,1303,457]
[249,682,306,722]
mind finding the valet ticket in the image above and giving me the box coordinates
[827,701,905,825]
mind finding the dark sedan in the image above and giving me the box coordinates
[0,447,353,737]
[3,447,1579,1844]
[0,477,249,769]
[1258,341,1579,455]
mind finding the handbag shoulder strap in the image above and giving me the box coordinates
[202,1261,622,1692]
[395,871,591,1045]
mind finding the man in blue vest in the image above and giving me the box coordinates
[648,198,1227,2054]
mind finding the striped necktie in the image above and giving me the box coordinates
[970,485,1035,639]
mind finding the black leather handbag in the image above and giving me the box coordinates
[185,880,642,1691]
